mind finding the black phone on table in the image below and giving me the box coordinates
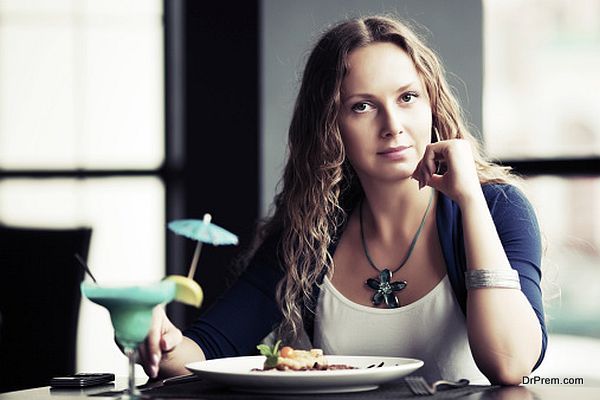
[50,373,115,388]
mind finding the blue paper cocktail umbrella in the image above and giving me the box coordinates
[168,213,239,279]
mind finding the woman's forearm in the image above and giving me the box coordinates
[459,191,542,385]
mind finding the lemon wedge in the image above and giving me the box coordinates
[164,275,203,308]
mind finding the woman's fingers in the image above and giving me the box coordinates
[414,138,482,202]
[138,341,156,378]
[135,306,183,379]
[412,160,427,189]
[148,309,164,351]
[140,306,167,378]
[160,324,183,352]
[427,173,446,192]
[413,143,445,189]
[422,144,439,179]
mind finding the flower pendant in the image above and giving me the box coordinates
[365,268,407,308]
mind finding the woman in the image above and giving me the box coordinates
[138,15,546,385]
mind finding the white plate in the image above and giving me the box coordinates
[186,355,423,394]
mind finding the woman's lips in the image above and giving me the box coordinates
[377,145,412,160]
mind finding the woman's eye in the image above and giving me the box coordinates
[351,102,373,113]
[400,92,419,103]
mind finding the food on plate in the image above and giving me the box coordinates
[255,340,357,371]
[275,346,328,370]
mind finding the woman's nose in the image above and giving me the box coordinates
[379,105,404,138]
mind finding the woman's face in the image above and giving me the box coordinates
[338,42,432,183]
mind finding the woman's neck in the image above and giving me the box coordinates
[360,179,435,245]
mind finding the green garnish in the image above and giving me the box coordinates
[256,340,282,369]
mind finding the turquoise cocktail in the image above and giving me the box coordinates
[81,281,176,398]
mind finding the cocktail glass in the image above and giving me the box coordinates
[81,280,176,398]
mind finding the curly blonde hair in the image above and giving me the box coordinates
[255,15,518,342]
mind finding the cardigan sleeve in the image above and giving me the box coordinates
[482,184,547,371]
[182,234,284,359]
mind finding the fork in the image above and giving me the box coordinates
[404,376,470,395]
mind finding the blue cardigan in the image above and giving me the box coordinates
[184,184,547,370]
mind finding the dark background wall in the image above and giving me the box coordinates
[166,0,260,327]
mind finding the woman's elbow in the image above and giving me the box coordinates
[483,359,531,386]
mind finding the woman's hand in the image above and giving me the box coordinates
[138,306,183,379]
[412,139,482,206]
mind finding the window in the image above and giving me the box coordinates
[484,0,600,159]
[0,0,164,377]
[484,0,600,381]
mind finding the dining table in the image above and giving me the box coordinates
[0,375,599,400]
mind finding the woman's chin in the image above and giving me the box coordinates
[382,164,418,180]
[354,162,418,184]
[365,170,416,184]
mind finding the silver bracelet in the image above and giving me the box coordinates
[465,269,521,290]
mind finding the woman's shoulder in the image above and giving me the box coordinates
[480,183,535,215]
[480,183,540,241]
[251,227,283,264]
[437,183,532,219]
[481,182,526,201]
[433,183,540,236]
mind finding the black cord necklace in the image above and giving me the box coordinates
[360,190,434,308]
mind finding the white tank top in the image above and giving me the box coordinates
[313,275,489,384]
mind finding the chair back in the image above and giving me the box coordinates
[0,225,92,393]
